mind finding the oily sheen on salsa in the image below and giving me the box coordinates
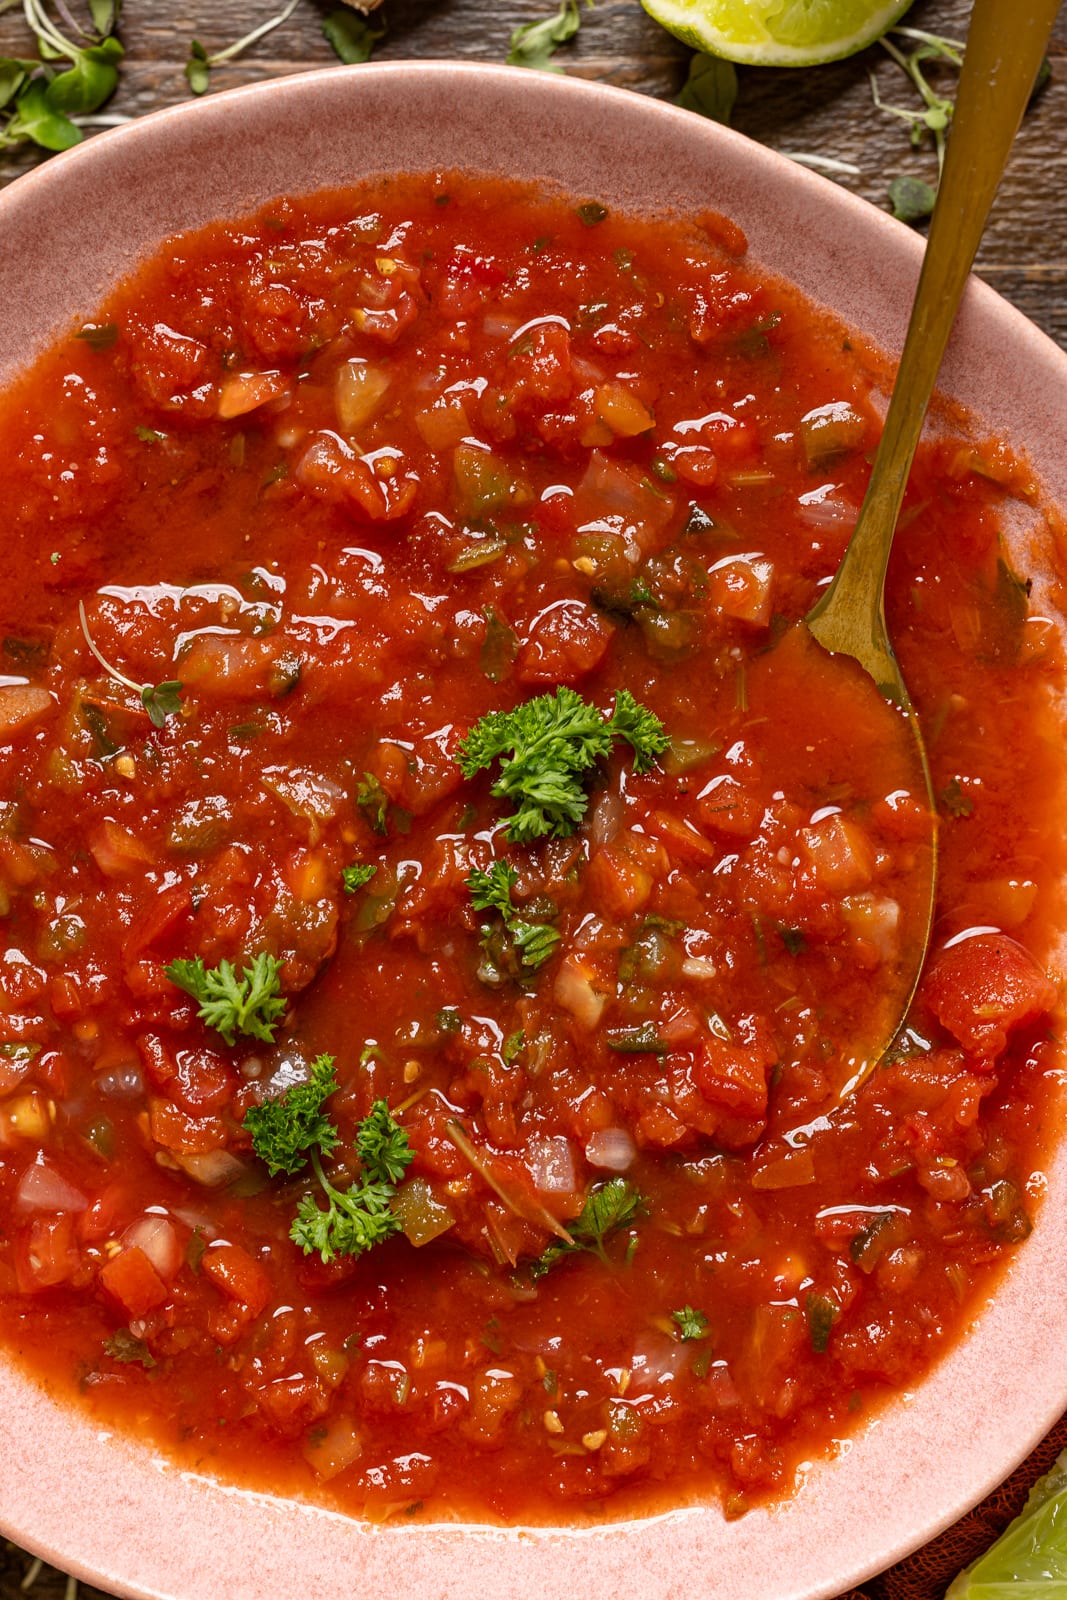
[0,175,1062,1524]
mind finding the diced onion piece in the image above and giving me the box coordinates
[303,1416,363,1481]
[15,1153,88,1214]
[0,685,54,740]
[593,383,654,438]
[217,370,289,420]
[751,1146,816,1191]
[122,1213,182,1282]
[585,1128,636,1173]
[335,359,391,434]
[391,1175,456,1247]
[554,954,608,1029]
[0,1090,51,1146]
[528,1136,576,1194]
[841,894,900,963]
[173,1150,248,1188]
[800,813,874,893]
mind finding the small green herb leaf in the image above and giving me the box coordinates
[343,862,378,894]
[806,1291,837,1354]
[166,952,287,1047]
[356,1098,415,1186]
[355,771,390,834]
[322,9,385,63]
[507,0,587,71]
[141,679,183,728]
[675,52,737,124]
[103,1327,156,1368]
[888,173,937,223]
[530,1177,645,1278]
[458,686,667,842]
[671,1305,710,1342]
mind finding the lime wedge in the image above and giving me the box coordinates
[947,1450,1067,1599]
[641,0,915,67]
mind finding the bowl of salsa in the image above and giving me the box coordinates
[0,60,1065,1600]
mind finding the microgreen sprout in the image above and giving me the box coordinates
[0,0,123,153]
[78,599,184,729]
[185,0,299,95]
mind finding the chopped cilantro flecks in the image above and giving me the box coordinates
[530,1178,645,1279]
[457,686,668,842]
[355,771,391,834]
[468,859,561,974]
[103,1328,156,1368]
[166,953,286,1047]
[671,1306,710,1342]
[343,862,378,894]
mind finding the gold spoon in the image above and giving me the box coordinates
[802,0,1062,1101]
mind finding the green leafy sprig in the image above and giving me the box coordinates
[322,7,384,63]
[185,0,298,95]
[1,0,124,154]
[166,952,287,1047]
[77,599,184,729]
[244,1052,340,1175]
[458,686,668,842]
[507,0,592,72]
[530,1177,645,1279]
[468,859,561,974]
[244,1057,413,1263]
[873,27,963,222]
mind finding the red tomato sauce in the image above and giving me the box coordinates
[0,173,1063,1523]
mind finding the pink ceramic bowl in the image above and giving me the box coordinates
[1,61,1066,1600]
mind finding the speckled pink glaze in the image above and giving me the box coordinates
[1,63,1066,1600]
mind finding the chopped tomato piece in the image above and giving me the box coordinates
[923,933,1058,1062]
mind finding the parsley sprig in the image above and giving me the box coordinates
[243,1052,340,1175]
[530,1177,645,1279]
[244,1055,413,1263]
[468,859,561,974]
[166,952,286,1047]
[458,687,668,842]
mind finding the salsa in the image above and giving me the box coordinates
[0,173,1062,1524]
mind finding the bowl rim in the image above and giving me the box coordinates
[1,58,1066,1600]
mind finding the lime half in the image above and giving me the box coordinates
[947,1450,1067,1600]
[641,0,915,67]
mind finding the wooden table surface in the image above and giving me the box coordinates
[1,1,1065,1597]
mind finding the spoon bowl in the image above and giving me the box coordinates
[802,0,1063,1098]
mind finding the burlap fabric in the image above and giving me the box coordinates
[835,1412,1067,1600]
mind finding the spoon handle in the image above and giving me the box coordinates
[806,0,1062,677]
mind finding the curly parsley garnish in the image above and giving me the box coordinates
[458,687,668,842]
[166,952,286,1047]
[244,1056,413,1264]
[468,859,561,973]
[530,1177,645,1279]
[244,1052,340,1176]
